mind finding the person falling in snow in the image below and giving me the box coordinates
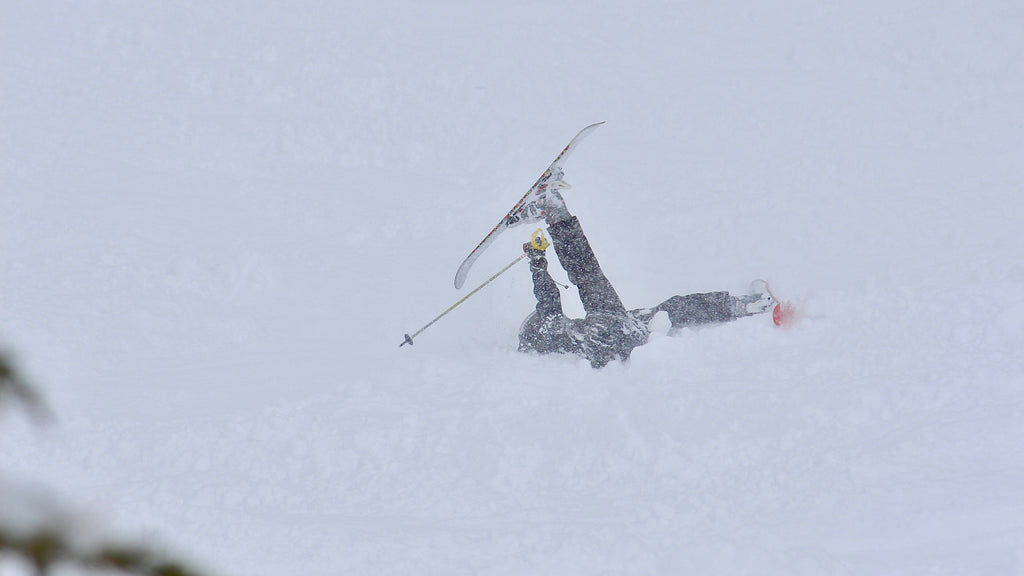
[514,185,777,368]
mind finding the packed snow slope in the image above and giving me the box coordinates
[3,1,1024,574]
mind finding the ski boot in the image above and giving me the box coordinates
[736,279,799,326]
[734,279,777,316]
[506,169,571,228]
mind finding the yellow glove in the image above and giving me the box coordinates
[523,228,550,262]
[529,228,550,251]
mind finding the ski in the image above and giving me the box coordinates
[454,122,605,289]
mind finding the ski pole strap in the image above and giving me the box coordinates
[400,253,527,347]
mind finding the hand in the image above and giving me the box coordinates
[523,228,550,261]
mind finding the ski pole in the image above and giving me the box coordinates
[400,254,526,347]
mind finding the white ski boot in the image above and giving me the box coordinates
[505,170,570,228]
[735,279,777,316]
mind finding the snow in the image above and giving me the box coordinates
[2,0,1024,574]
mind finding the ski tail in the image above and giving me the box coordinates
[454,220,504,289]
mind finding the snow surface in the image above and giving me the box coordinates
[3,0,1024,574]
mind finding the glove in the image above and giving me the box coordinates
[523,228,550,262]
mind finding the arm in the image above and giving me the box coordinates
[530,256,564,317]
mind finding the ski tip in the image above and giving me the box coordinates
[772,301,799,327]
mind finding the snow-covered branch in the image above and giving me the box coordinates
[0,352,50,423]
[1,353,211,576]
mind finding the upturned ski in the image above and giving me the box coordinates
[454,122,605,289]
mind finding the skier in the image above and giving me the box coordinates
[514,187,776,368]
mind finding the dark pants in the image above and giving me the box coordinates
[521,217,644,367]
[546,216,627,317]
[541,218,735,328]
[521,216,738,366]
